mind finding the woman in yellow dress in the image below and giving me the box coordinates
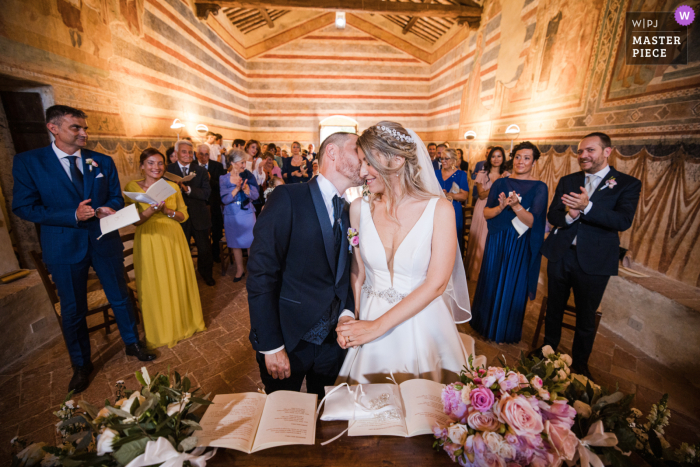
[124,148,206,349]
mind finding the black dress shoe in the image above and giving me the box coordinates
[571,363,593,381]
[68,362,94,394]
[233,272,245,283]
[205,278,216,286]
[125,343,157,362]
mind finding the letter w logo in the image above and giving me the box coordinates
[679,11,690,20]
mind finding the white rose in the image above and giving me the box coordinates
[554,360,562,368]
[557,369,567,381]
[460,384,474,405]
[96,428,118,456]
[448,423,469,445]
[561,354,573,366]
[120,391,146,414]
[483,432,515,458]
[542,345,555,357]
[166,392,192,416]
[573,401,592,418]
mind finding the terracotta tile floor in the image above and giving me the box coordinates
[2,264,699,461]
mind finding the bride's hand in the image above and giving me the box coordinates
[336,316,355,349]
[336,319,383,347]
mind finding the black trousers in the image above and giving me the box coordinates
[210,207,224,262]
[543,247,610,367]
[182,220,214,282]
[256,333,346,399]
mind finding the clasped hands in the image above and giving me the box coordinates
[561,186,590,219]
[232,177,250,196]
[76,199,116,221]
[497,191,522,212]
[335,316,382,349]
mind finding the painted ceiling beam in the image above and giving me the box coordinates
[258,8,275,28]
[195,0,481,19]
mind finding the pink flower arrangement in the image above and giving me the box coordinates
[347,227,359,248]
[434,361,578,467]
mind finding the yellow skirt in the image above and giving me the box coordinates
[133,214,206,349]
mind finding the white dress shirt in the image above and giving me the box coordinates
[207,143,222,162]
[261,174,354,355]
[52,142,83,180]
[177,162,193,194]
[565,164,610,245]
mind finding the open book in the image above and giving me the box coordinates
[164,171,196,183]
[324,379,452,438]
[123,178,177,205]
[196,391,317,454]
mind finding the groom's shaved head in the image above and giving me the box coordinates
[318,132,354,167]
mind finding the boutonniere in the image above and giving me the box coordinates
[599,177,617,191]
[85,158,99,172]
[347,227,359,250]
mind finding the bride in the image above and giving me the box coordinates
[335,121,471,385]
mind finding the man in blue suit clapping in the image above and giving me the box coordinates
[12,105,155,394]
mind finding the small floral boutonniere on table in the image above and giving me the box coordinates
[347,227,359,252]
[85,158,99,172]
[599,176,617,191]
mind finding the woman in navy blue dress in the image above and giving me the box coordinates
[470,142,548,343]
[436,148,470,252]
[281,141,309,183]
[221,150,259,282]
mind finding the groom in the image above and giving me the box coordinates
[247,132,363,398]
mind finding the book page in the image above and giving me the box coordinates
[252,391,317,452]
[97,204,139,239]
[145,178,177,203]
[197,393,267,453]
[400,379,452,437]
[123,191,157,205]
[348,385,408,438]
[164,171,195,183]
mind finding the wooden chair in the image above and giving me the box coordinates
[121,232,140,324]
[219,238,233,276]
[30,250,117,334]
[531,296,603,349]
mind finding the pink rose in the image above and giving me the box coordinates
[443,383,469,422]
[467,410,501,432]
[500,372,521,391]
[494,395,544,437]
[518,373,529,385]
[470,387,496,413]
[530,376,543,390]
[504,432,518,445]
[351,236,359,247]
[544,421,578,461]
[475,449,506,467]
[539,400,576,429]
[538,388,550,401]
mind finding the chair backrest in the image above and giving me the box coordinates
[121,232,135,277]
[29,250,59,306]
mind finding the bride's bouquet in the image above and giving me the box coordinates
[433,354,582,467]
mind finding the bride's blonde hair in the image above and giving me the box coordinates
[357,121,436,220]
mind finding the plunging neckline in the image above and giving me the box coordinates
[367,198,434,287]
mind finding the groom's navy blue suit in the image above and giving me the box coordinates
[247,177,354,397]
[12,145,139,367]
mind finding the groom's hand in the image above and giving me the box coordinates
[336,316,355,349]
[264,349,291,380]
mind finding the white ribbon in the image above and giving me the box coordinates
[566,420,618,467]
[125,438,217,467]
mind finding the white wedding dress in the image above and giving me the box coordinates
[336,197,468,385]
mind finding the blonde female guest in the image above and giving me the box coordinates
[244,139,261,172]
[466,146,510,281]
[124,148,205,349]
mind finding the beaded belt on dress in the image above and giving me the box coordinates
[362,283,407,304]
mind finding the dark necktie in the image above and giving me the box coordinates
[66,155,84,196]
[182,166,189,176]
[332,194,343,262]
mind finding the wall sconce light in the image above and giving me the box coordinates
[195,124,209,143]
[464,130,477,161]
[170,118,185,140]
[505,124,520,152]
[335,12,346,29]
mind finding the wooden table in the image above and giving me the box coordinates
[209,420,456,466]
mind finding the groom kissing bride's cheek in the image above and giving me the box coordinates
[247,122,471,399]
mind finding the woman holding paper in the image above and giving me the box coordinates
[222,150,260,282]
[435,148,469,255]
[124,148,206,349]
[470,141,548,343]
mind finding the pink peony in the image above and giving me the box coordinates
[500,372,521,391]
[530,376,543,390]
[351,236,359,247]
[544,421,578,461]
[470,387,496,412]
[539,400,576,429]
[467,410,501,432]
[443,383,469,422]
[494,395,544,437]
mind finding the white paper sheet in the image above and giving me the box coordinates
[97,204,140,239]
[508,192,530,237]
[197,393,267,453]
[164,171,196,183]
[124,178,177,205]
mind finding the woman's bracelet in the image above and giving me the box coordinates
[514,206,523,212]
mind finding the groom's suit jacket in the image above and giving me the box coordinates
[541,166,641,276]
[247,177,355,353]
[12,146,125,265]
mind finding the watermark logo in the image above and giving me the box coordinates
[675,5,695,26]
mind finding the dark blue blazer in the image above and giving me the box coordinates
[12,145,125,265]
[541,166,641,276]
[246,177,355,352]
